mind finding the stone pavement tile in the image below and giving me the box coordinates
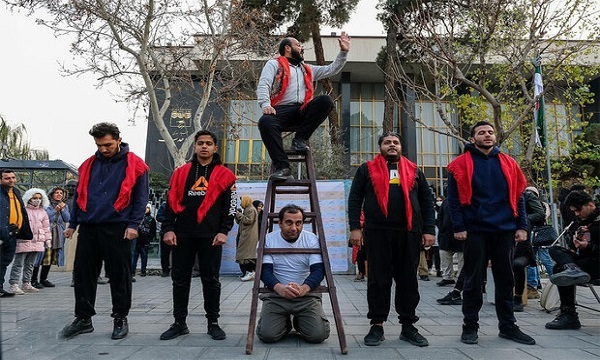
[531,334,599,348]
[264,346,337,360]
[521,348,600,360]
[3,343,59,360]
[124,344,208,360]
[198,346,267,360]
[56,344,143,360]
[331,347,404,360]
[459,348,539,359]
[400,347,476,359]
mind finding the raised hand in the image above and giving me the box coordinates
[338,31,350,52]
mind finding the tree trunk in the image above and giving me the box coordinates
[383,17,398,132]
[310,21,341,145]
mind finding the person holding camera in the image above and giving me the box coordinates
[545,190,599,330]
[0,169,33,297]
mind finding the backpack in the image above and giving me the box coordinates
[540,282,560,313]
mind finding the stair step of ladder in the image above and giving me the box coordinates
[266,211,318,219]
[263,248,322,255]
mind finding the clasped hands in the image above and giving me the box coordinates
[274,282,310,299]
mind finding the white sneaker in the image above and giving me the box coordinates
[9,283,24,295]
[22,282,39,293]
[240,271,255,282]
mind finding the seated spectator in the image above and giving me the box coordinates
[546,190,598,330]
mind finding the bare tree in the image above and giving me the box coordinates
[382,0,600,163]
[6,0,267,167]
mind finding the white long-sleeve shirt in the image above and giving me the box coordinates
[256,51,348,109]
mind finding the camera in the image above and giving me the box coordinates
[8,223,19,236]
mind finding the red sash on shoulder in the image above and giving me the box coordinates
[447,151,526,216]
[270,56,314,110]
[168,163,236,223]
[77,152,149,212]
[366,154,418,230]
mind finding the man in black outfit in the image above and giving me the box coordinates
[348,132,435,347]
[0,169,33,297]
[159,130,237,341]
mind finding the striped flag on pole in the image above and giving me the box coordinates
[533,59,545,147]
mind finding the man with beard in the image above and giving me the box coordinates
[545,190,598,330]
[256,204,330,344]
[348,132,435,347]
[447,121,535,346]
[62,122,149,340]
[256,33,350,180]
[0,169,33,297]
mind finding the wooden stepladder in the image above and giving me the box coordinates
[245,149,348,355]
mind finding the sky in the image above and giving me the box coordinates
[0,1,384,166]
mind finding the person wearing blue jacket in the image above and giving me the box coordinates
[447,121,535,346]
[61,122,149,341]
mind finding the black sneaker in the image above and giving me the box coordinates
[461,326,478,344]
[160,322,189,340]
[111,317,129,340]
[207,322,226,340]
[400,325,429,347]
[41,280,55,288]
[545,310,581,330]
[498,325,535,345]
[269,168,293,181]
[419,275,430,281]
[550,267,590,287]
[0,290,15,297]
[513,297,524,312]
[437,290,462,305]
[32,282,44,289]
[291,138,310,152]
[62,318,94,339]
[436,279,456,287]
[364,324,385,346]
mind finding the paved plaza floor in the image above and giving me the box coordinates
[1,268,599,360]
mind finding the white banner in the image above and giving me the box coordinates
[222,180,350,274]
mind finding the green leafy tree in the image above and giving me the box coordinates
[0,115,49,160]
[553,123,600,189]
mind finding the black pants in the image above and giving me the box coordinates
[160,235,172,273]
[549,246,600,307]
[74,223,132,319]
[258,95,333,170]
[171,235,222,323]
[513,256,528,296]
[356,244,367,275]
[0,236,16,291]
[364,228,421,324]
[462,232,515,331]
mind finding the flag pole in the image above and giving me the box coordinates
[534,55,558,228]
